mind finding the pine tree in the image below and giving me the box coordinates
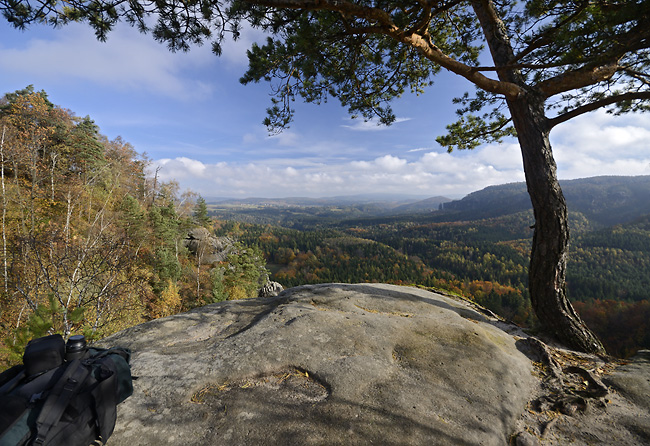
[193,196,211,229]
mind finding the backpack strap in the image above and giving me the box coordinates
[31,360,90,446]
[87,347,130,362]
[0,368,26,395]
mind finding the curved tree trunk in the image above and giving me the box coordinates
[471,0,606,355]
[508,95,606,354]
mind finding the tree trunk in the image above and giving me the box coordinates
[1,125,8,295]
[508,95,605,354]
[470,0,605,354]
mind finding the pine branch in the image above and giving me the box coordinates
[548,91,650,129]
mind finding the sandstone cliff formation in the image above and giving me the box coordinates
[183,228,234,265]
[100,284,650,445]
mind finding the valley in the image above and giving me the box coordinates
[209,176,650,358]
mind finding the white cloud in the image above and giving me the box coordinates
[350,160,373,170]
[0,23,216,100]
[552,111,650,159]
[285,167,299,177]
[157,157,209,178]
[342,117,411,131]
[267,130,300,147]
[219,24,268,68]
[152,145,527,199]
[473,142,523,171]
[148,106,650,199]
[551,109,650,179]
[375,155,407,171]
[4,15,647,203]
[242,132,259,145]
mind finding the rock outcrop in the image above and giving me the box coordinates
[257,281,284,297]
[183,228,234,264]
[100,284,650,445]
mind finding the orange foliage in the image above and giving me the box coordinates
[574,299,650,358]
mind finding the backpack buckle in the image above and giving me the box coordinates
[29,391,45,404]
[63,378,78,392]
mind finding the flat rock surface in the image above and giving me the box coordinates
[103,283,537,445]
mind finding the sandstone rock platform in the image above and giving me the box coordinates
[101,283,650,445]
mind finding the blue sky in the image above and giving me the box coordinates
[1,20,649,199]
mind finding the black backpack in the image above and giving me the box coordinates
[0,334,133,446]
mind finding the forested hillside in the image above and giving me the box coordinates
[213,196,650,358]
[442,176,650,227]
[0,88,268,367]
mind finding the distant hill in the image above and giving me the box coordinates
[441,176,650,227]
[207,176,650,228]
[209,193,432,208]
[207,193,451,226]
[386,196,452,215]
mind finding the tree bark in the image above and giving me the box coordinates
[471,0,605,354]
[508,94,605,354]
[1,125,8,295]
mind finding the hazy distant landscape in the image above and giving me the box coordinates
[207,176,650,227]
[208,175,650,357]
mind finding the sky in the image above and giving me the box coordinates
[1,20,649,200]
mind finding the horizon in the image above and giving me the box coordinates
[203,174,650,203]
[2,22,650,199]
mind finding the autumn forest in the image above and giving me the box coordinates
[211,182,650,358]
[1,87,648,368]
[0,87,268,366]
